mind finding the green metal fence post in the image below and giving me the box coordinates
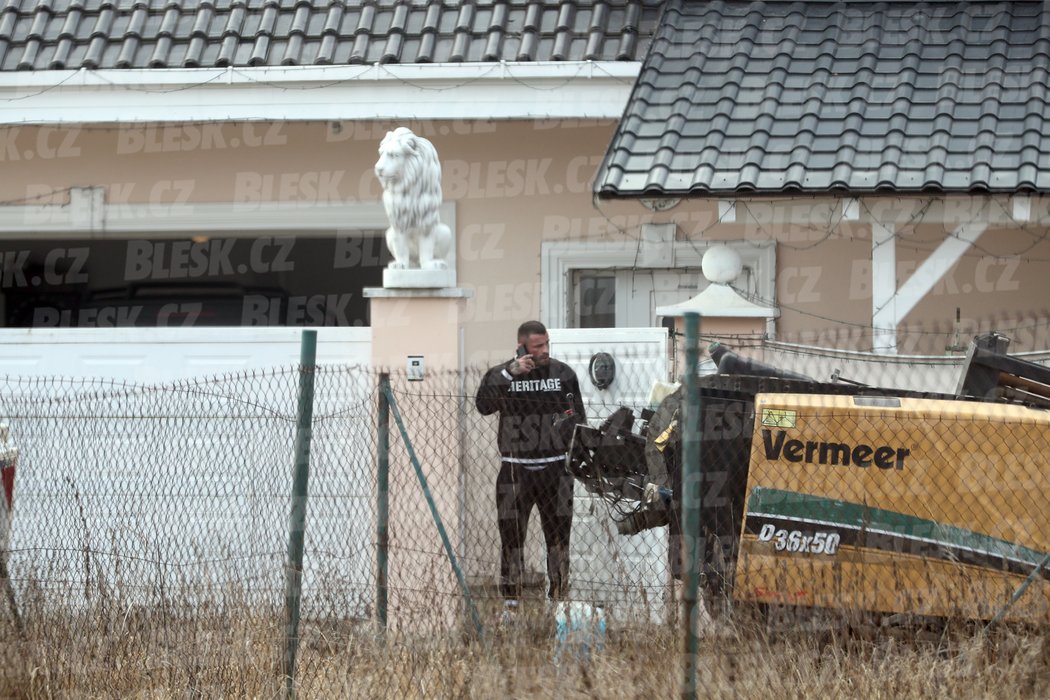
[284,329,317,699]
[381,383,485,639]
[376,373,390,632]
[681,312,702,699]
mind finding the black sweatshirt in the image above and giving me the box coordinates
[475,358,587,467]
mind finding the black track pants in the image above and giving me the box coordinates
[495,459,574,601]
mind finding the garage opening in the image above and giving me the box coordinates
[0,234,390,327]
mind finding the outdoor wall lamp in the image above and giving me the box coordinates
[588,352,616,390]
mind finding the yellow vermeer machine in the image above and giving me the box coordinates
[568,334,1050,624]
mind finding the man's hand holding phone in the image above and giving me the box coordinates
[510,345,534,376]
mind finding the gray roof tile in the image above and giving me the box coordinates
[597,0,1050,196]
[1,0,658,69]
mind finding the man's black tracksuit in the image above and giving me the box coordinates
[475,357,586,601]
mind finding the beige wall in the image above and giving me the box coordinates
[3,120,1050,360]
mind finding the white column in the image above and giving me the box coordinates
[871,222,898,354]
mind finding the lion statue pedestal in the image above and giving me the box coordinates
[374,127,456,289]
[383,266,453,289]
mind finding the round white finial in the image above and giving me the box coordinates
[701,245,743,284]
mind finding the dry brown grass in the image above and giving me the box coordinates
[0,598,1046,700]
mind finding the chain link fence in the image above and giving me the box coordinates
[0,338,1047,696]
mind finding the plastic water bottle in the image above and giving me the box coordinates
[554,601,607,663]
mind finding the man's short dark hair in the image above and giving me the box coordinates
[517,320,548,342]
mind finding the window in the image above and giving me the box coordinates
[574,273,616,328]
[570,267,756,328]
[546,236,774,332]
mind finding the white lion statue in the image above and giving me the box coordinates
[374,127,452,270]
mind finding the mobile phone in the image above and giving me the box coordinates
[515,345,528,358]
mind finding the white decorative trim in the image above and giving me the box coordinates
[872,222,987,354]
[638,223,675,267]
[655,282,779,318]
[842,198,860,221]
[737,196,1034,226]
[0,62,640,125]
[717,200,737,223]
[1012,195,1031,222]
[362,286,473,299]
[0,192,455,240]
[69,187,105,230]
[871,222,897,353]
[541,238,777,335]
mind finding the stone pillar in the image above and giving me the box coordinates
[364,288,474,633]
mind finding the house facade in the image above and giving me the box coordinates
[0,0,669,370]
[1,0,1045,366]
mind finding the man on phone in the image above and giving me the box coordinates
[475,321,586,618]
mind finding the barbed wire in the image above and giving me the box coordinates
[0,185,77,207]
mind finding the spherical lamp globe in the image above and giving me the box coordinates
[701,245,743,284]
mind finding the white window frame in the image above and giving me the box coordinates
[541,237,777,336]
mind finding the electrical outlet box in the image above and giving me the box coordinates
[407,355,424,381]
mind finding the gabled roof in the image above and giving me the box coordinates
[596,0,1050,197]
[0,0,658,71]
